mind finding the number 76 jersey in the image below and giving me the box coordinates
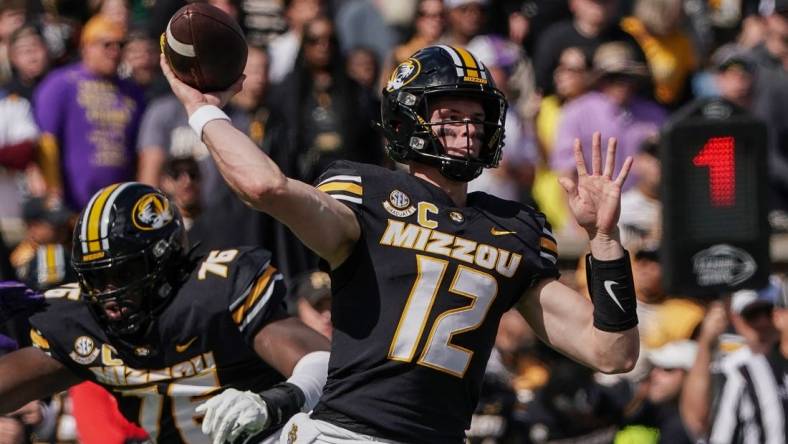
[310,161,560,444]
[28,247,288,443]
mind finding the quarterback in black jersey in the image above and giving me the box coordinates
[160,44,640,443]
[0,183,330,444]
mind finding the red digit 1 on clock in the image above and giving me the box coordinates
[692,136,736,208]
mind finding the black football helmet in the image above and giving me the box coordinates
[380,45,507,182]
[71,182,188,336]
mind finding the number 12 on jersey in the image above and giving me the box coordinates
[388,255,498,377]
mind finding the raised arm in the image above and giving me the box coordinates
[0,347,82,414]
[680,301,728,439]
[159,56,360,268]
[519,133,639,373]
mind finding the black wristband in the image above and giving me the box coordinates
[586,250,638,332]
[258,382,306,428]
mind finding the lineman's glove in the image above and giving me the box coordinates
[196,388,269,444]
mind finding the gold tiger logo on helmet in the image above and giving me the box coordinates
[386,58,421,92]
[132,193,174,231]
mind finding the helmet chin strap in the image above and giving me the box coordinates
[399,136,485,182]
[434,120,484,182]
[431,125,485,182]
[439,159,483,182]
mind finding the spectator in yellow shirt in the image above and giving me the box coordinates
[621,0,699,108]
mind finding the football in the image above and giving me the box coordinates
[162,3,247,92]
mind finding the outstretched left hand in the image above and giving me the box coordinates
[558,132,633,240]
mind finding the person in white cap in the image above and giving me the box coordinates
[617,340,696,443]
[442,0,489,46]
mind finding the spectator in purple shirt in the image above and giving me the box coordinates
[552,41,666,195]
[34,14,145,211]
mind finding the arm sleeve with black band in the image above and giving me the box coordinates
[258,382,305,428]
[258,350,329,428]
[585,250,638,332]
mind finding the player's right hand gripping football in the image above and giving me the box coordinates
[196,388,269,444]
[160,54,245,116]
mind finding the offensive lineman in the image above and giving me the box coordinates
[0,183,330,444]
[161,45,640,443]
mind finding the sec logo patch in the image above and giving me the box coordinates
[383,190,416,217]
[70,336,99,365]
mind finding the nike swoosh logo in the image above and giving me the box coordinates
[175,337,198,353]
[603,280,626,312]
[490,227,517,236]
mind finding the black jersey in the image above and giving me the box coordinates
[310,161,560,443]
[28,247,288,444]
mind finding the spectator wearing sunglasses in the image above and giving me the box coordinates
[391,0,445,66]
[551,42,665,237]
[442,0,488,47]
[268,15,383,185]
[617,340,697,443]
[159,156,202,231]
[33,14,145,212]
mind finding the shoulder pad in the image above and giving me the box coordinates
[190,247,285,339]
[316,161,364,207]
[28,288,102,367]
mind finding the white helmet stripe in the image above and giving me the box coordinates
[465,50,488,80]
[80,191,102,254]
[437,45,465,77]
[36,246,46,284]
[54,244,64,282]
[477,61,488,80]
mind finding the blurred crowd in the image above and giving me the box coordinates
[0,0,787,442]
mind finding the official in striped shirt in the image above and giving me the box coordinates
[709,282,788,444]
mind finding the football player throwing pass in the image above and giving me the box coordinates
[160,45,639,443]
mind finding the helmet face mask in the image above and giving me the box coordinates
[381,45,507,182]
[72,183,188,337]
[76,253,150,296]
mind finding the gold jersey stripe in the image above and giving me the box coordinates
[30,329,50,349]
[45,245,57,284]
[86,184,120,252]
[540,237,557,253]
[453,46,480,78]
[232,266,278,324]
[317,182,363,196]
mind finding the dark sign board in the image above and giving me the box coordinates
[661,99,770,296]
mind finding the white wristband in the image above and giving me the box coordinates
[188,105,230,139]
